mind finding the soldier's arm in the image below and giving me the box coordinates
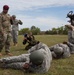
[0,15,4,33]
[18,20,23,25]
[65,25,74,30]
[23,39,27,45]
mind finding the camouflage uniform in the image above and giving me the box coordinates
[66,42,74,54]
[68,30,74,44]
[12,18,22,44]
[23,33,38,50]
[49,43,71,59]
[65,24,74,44]
[0,12,12,53]
[0,42,52,73]
[65,25,74,53]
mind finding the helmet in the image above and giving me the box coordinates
[30,49,44,65]
[3,5,9,10]
[54,47,64,56]
[12,15,16,18]
[24,33,27,37]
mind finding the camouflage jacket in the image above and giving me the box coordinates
[12,19,23,31]
[0,12,11,32]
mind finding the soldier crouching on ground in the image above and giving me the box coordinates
[0,42,52,73]
[49,43,71,59]
[23,32,39,50]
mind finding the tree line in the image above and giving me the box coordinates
[19,25,68,35]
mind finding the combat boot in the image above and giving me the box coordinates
[6,52,13,56]
[0,53,2,56]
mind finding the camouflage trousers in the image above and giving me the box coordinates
[12,30,18,43]
[0,54,30,70]
[0,32,12,53]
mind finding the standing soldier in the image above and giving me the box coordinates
[65,11,74,44]
[0,5,12,56]
[65,24,74,44]
[11,15,23,46]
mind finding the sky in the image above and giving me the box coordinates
[0,0,74,31]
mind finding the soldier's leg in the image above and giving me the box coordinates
[0,44,4,56]
[1,62,26,70]
[14,30,18,46]
[67,42,74,54]
[15,30,18,43]
[12,30,15,43]
[25,45,31,50]
[12,30,16,45]
[0,34,5,55]
[5,32,12,55]
[0,54,29,64]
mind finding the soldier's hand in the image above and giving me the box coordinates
[19,20,23,25]
[65,25,73,30]
[63,41,68,44]
[23,63,30,70]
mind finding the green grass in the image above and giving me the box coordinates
[0,35,74,75]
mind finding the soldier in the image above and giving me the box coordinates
[65,11,74,44]
[12,15,23,46]
[23,32,38,50]
[11,15,23,46]
[65,25,74,44]
[0,42,52,73]
[0,5,12,56]
[49,43,71,59]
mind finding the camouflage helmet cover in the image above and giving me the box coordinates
[54,47,64,55]
[12,15,16,18]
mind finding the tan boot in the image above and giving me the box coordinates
[6,53,13,56]
[15,43,18,46]
[13,43,17,46]
[13,43,15,46]
[0,53,2,56]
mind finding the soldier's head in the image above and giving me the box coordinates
[3,5,9,13]
[24,33,28,38]
[30,49,44,66]
[12,15,16,19]
[54,47,64,56]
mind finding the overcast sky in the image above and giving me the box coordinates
[0,0,74,31]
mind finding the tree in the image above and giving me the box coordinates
[31,26,36,30]
[30,26,41,35]
[19,28,30,35]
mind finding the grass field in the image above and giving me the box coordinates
[0,35,74,75]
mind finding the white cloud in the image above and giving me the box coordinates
[0,0,74,11]
[17,15,67,30]
[0,0,72,30]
